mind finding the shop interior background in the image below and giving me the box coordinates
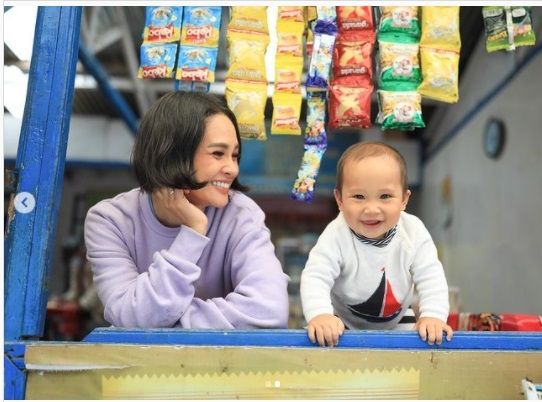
[4,6,542,340]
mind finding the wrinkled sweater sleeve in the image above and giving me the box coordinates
[179,223,289,329]
[300,219,343,323]
[85,206,209,328]
[409,225,450,323]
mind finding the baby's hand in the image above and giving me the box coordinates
[415,317,453,345]
[307,314,345,347]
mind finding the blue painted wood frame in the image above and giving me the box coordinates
[83,328,542,351]
[4,7,82,341]
[4,343,26,400]
[78,42,139,134]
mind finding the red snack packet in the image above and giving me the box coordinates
[333,39,373,79]
[329,77,373,128]
[336,6,374,39]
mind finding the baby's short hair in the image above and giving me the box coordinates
[336,141,408,192]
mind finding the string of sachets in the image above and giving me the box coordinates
[136,6,537,202]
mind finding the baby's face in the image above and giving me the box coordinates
[334,154,410,239]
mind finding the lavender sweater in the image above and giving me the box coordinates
[84,188,289,329]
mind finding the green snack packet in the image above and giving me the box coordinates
[378,39,421,91]
[511,6,536,48]
[482,6,510,52]
[378,6,420,39]
[377,90,425,131]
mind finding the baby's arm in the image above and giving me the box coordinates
[307,314,345,347]
[415,316,453,345]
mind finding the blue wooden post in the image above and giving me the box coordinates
[78,42,139,134]
[4,7,82,342]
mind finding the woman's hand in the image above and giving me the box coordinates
[307,314,345,347]
[153,188,208,235]
[415,317,454,345]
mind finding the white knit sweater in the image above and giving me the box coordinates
[301,211,449,330]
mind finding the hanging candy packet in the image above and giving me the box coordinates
[378,6,420,39]
[378,38,421,91]
[314,6,337,34]
[229,6,269,35]
[277,6,305,24]
[276,25,305,58]
[305,92,327,145]
[418,47,459,103]
[225,80,268,140]
[510,6,536,48]
[377,90,425,131]
[420,7,461,52]
[175,46,218,82]
[329,80,373,129]
[291,144,327,202]
[138,43,177,79]
[181,6,222,48]
[143,6,183,43]
[271,92,302,135]
[482,7,511,52]
[306,33,336,90]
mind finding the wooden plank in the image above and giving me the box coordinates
[4,6,82,340]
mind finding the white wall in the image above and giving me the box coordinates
[420,9,542,314]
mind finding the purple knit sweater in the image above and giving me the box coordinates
[84,188,289,329]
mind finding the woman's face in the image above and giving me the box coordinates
[186,113,240,210]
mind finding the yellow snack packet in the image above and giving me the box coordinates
[225,79,268,140]
[276,23,305,58]
[277,6,305,24]
[420,6,461,51]
[418,46,459,103]
[274,56,303,93]
[271,92,302,135]
[226,30,269,82]
[229,6,269,35]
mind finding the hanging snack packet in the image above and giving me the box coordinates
[378,7,420,39]
[306,33,336,90]
[482,7,510,52]
[138,43,177,79]
[271,92,302,135]
[378,38,421,90]
[333,38,373,79]
[276,25,305,58]
[275,57,303,93]
[314,6,337,34]
[510,6,536,48]
[305,92,327,145]
[329,80,373,129]
[226,30,269,82]
[229,6,269,35]
[175,46,218,82]
[377,90,425,131]
[336,6,374,39]
[181,6,222,48]
[143,6,183,43]
[418,47,459,103]
[225,80,268,140]
[277,6,305,24]
[420,7,461,52]
[291,144,327,202]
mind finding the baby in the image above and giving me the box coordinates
[301,141,453,346]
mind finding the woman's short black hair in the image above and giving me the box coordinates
[132,91,247,193]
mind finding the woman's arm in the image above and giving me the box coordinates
[178,224,290,329]
[85,206,209,328]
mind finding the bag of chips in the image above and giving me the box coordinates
[377,90,425,131]
[418,47,459,103]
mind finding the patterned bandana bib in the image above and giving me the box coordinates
[351,226,397,248]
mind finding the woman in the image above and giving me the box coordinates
[84,91,289,328]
